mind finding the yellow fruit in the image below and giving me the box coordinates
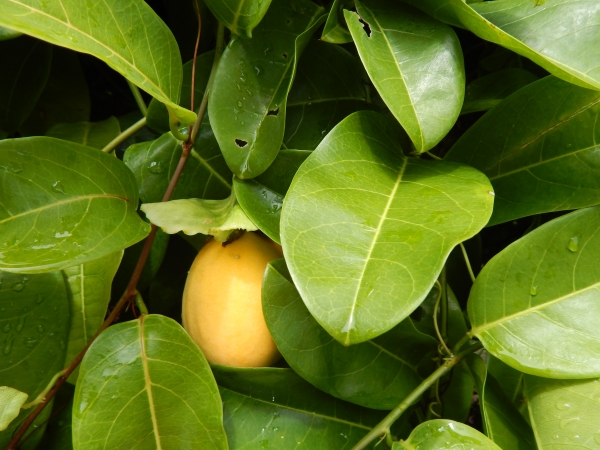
[182,232,283,367]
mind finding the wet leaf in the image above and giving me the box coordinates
[394,419,501,450]
[281,111,494,344]
[204,0,272,38]
[73,315,228,450]
[46,117,121,150]
[0,137,150,273]
[345,0,464,152]
[263,259,437,409]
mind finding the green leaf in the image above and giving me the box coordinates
[0,137,150,273]
[525,375,600,448]
[465,355,536,449]
[203,0,272,38]
[234,150,310,243]
[414,0,600,92]
[146,52,215,134]
[19,47,91,136]
[284,40,371,150]
[281,111,494,344]
[487,355,528,420]
[469,206,600,378]
[39,384,74,450]
[124,131,232,204]
[394,419,502,450]
[446,76,600,226]
[46,117,121,150]
[142,190,257,242]
[0,36,52,134]
[440,362,474,423]
[208,0,325,179]
[73,315,228,450]
[0,0,195,125]
[213,365,386,449]
[263,259,437,410]
[0,270,70,448]
[63,252,123,383]
[0,387,28,431]
[461,68,538,115]
[345,0,464,152]
[321,0,353,44]
[0,26,21,41]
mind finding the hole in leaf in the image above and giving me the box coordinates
[282,53,288,59]
[358,17,372,37]
[267,108,279,117]
[235,139,248,148]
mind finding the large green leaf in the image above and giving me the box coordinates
[469,206,600,378]
[208,0,325,179]
[46,117,121,150]
[394,420,502,450]
[525,375,600,448]
[63,252,122,383]
[0,36,52,134]
[466,355,536,450]
[234,150,310,243]
[124,131,232,204]
[213,365,386,449]
[203,0,272,38]
[263,259,437,410]
[461,69,538,115]
[284,40,371,151]
[345,0,464,152]
[487,355,529,420]
[447,76,600,226]
[281,111,494,344]
[0,0,194,125]
[73,314,228,450]
[19,47,90,136]
[0,137,150,273]
[0,270,70,448]
[404,0,600,91]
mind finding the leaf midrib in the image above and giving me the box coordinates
[139,316,162,450]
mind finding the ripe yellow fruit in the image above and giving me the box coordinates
[182,232,283,367]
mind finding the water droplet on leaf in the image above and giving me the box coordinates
[568,237,579,252]
[530,286,537,296]
[52,181,66,193]
[147,161,165,174]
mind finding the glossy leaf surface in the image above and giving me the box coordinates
[142,190,257,242]
[0,36,52,134]
[284,40,370,150]
[234,150,309,243]
[46,117,121,150]
[395,420,501,450]
[0,387,27,431]
[0,137,150,273]
[406,0,600,91]
[63,252,122,383]
[208,0,325,179]
[125,131,231,204]
[214,366,385,449]
[321,0,353,44]
[447,76,600,226]
[345,0,464,152]
[281,111,494,344]
[263,259,437,409]
[469,206,600,378]
[0,0,194,125]
[525,375,600,449]
[461,69,538,115]
[73,315,227,450]
[0,270,70,448]
[466,355,536,449]
[204,0,272,38]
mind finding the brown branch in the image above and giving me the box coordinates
[4,12,225,450]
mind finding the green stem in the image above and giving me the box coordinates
[127,80,148,116]
[433,281,451,357]
[21,369,67,409]
[425,151,443,160]
[101,117,146,153]
[167,107,190,141]
[440,267,448,340]
[459,242,476,283]
[134,291,149,315]
[351,342,483,450]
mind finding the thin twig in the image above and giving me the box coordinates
[101,117,146,153]
[459,242,476,283]
[5,19,225,450]
[351,343,483,450]
[190,0,202,112]
[433,281,452,357]
[127,80,148,116]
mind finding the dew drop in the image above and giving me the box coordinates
[237,101,243,107]
[54,231,72,238]
[530,286,537,296]
[38,325,44,333]
[2,324,10,333]
[16,316,25,332]
[241,122,245,126]
[247,90,253,96]
[35,294,44,304]
[0,307,5,312]
[556,400,572,411]
[568,237,579,252]
[12,281,26,292]
[3,335,14,355]
[51,180,66,193]
[147,161,165,174]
